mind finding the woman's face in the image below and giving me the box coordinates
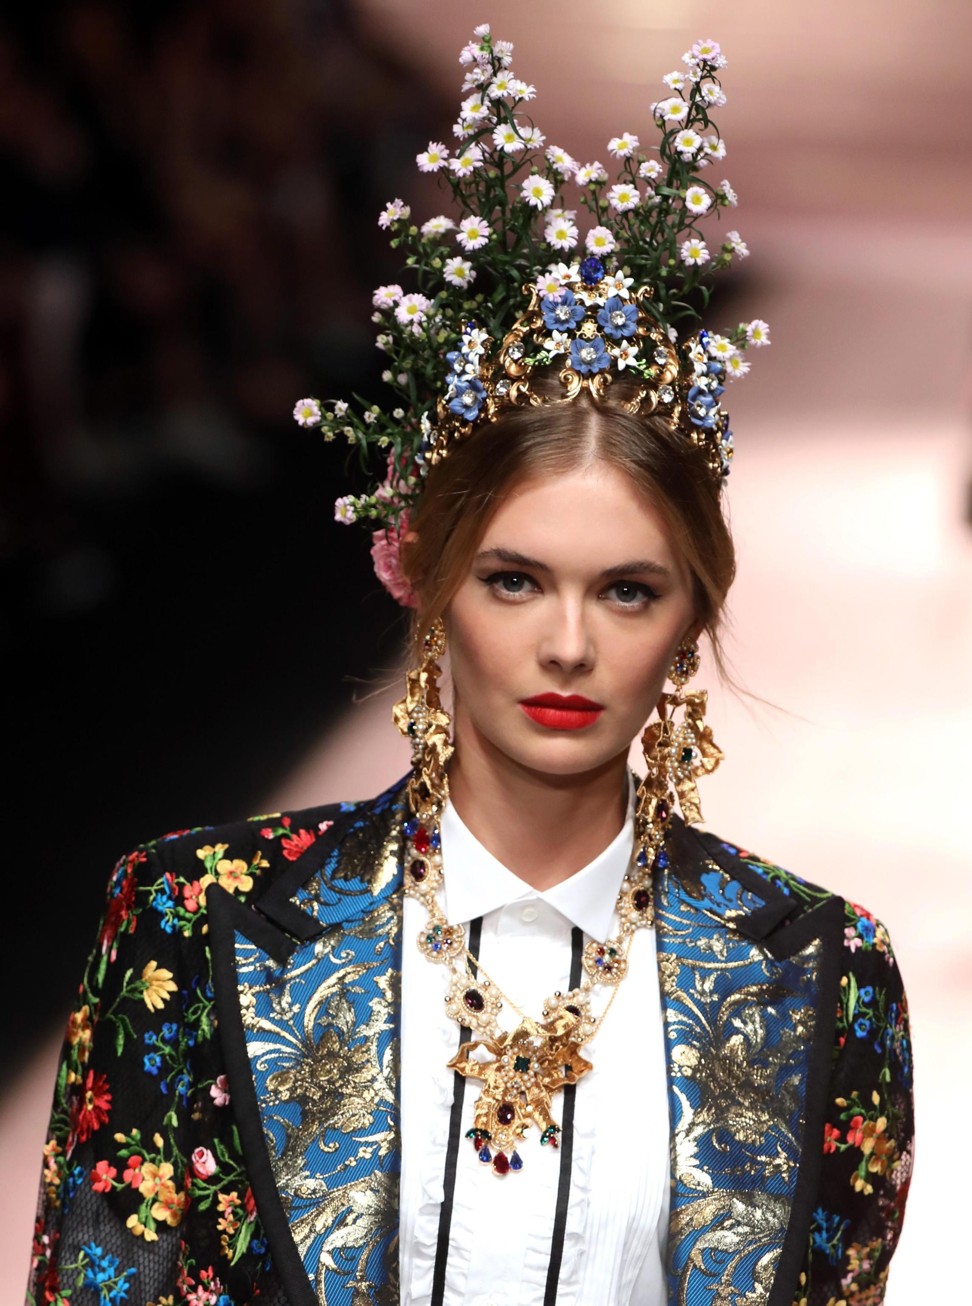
[445,459,699,783]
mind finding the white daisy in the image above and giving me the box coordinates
[334,496,357,524]
[494,39,514,66]
[394,293,431,329]
[607,183,640,213]
[487,71,516,99]
[509,79,536,101]
[703,134,726,162]
[519,124,546,149]
[674,130,703,160]
[460,94,489,126]
[546,145,576,177]
[720,179,738,207]
[745,319,771,347]
[293,398,321,427]
[363,410,377,425]
[585,225,616,255]
[726,230,749,258]
[372,284,402,309]
[416,141,449,172]
[521,174,555,209]
[639,159,663,181]
[377,198,410,229]
[443,256,476,288]
[725,354,751,380]
[662,71,686,90]
[705,333,738,361]
[684,185,712,216]
[700,80,727,107]
[462,64,489,90]
[472,22,490,37]
[333,400,349,418]
[536,269,565,298]
[450,145,484,177]
[654,96,689,123]
[421,215,456,238]
[680,237,709,266]
[492,121,526,154]
[544,217,579,251]
[457,216,492,250]
[574,161,608,186]
[691,38,726,66]
[608,131,639,158]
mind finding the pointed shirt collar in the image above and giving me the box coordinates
[440,782,635,943]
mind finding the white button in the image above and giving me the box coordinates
[521,905,539,923]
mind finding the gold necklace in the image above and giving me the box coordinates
[403,816,661,1176]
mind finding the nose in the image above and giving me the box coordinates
[537,598,595,674]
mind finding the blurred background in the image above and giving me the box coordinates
[3,0,969,1298]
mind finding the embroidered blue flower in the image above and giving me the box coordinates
[143,1052,162,1075]
[448,376,486,420]
[541,289,585,331]
[570,334,611,374]
[854,1016,872,1039]
[598,295,638,339]
[859,985,874,1003]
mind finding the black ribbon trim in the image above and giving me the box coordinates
[430,915,483,1306]
[544,925,584,1306]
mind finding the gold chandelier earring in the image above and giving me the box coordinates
[392,617,454,828]
[635,639,723,871]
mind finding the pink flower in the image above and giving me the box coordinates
[191,1147,217,1179]
[371,517,416,607]
[210,1074,231,1108]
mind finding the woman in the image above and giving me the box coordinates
[29,26,912,1306]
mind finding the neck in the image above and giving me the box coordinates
[445,725,630,892]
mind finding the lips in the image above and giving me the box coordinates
[519,693,604,731]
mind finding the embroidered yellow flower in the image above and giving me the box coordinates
[138,1159,175,1200]
[141,960,178,1011]
[126,1211,159,1242]
[215,858,254,894]
[151,1179,187,1228]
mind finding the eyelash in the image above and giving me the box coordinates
[481,571,660,609]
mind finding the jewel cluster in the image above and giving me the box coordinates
[293,25,770,598]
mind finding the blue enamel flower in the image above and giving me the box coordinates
[448,376,486,420]
[597,295,638,340]
[541,289,585,331]
[687,385,718,428]
[570,334,611,375]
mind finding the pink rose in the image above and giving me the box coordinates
[210,1074,231,1107]
[370,517,416,607]
[191,1146,217,1179]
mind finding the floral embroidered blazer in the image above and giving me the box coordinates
[29,780,913,1306]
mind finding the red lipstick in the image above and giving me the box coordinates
[519,693,604,731]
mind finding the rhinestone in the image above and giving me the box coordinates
[610,309,627,327]
[495,379,511,396]
[658,385,674,403]
[654,347,669,364]
[497,1102,515,1124]
[507,343,524,361]
[554,305,572,322]
[510,1150,523,1172]
[463,988,485,1013]
[408,859,427,882]
[633,888,651,911]
[462,389,478,407]
[514,1055,531,1072]
[493,1151,510,1176]
[580,346,597,363]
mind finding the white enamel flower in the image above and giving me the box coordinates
[450,145,484,177]
[521,174,555,209]
[608,131,639,158]
[372,284,402,309]
[674,130,703,160]
[543,329,570,356]
[546,145,576,177]
[293,398,321,427]
[544,217,579,251]
[684,185,712,216]
[443,256,476,288]
[603,270,634,298]
[607,183,640,213]
[457,216,492,250]
[416,141,449,172]
[746,319,771,347]
[421,216,456,238]
[680,237,709,266]
[616,339,639,369]
[548,260,581,286]
[462,325,491,356]
[654,96,689,123]
[492,121,526,154]
[585,226,616,255]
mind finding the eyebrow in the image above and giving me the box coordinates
[474,546,672,579]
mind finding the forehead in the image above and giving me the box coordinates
[476,462,679,566]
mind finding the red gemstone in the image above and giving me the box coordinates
[493,1151,510,1175]
[413,827,431,854]
[634,888,650,910]
[497,1102,514,1124]
[656,801,670,823]
[409,859,427,881]
[463,989,485,1013]
[548,1134,559,1149]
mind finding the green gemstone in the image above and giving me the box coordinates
[514,1055,531,1072]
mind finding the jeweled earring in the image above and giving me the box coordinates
[392,618,453,827]
[634,640,723,874]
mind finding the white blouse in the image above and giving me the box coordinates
[399,796,671,1305]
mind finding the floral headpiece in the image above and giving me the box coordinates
[294,27,769,604]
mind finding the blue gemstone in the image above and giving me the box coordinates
[579,256,605,285]
[479,1144,491,1163]
[404,819,419,837]
[431,831,441,850]
[510,1151,523,1171]
[636,847,648,867]
[657,850,670,870]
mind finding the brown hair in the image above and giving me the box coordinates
[402,389,736,675]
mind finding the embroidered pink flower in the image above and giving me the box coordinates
[371,518,416,607]
[191,1146,217,1179]
[210,1074,231,1107]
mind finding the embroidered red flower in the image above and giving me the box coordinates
[73,1070,112,1142]
[90,1159,117,1192]
[99,855,142,956]
[281,828,316,861]
[123,1155,144,1187]
[823,1122,841,1153]
[846,1114,865,1148]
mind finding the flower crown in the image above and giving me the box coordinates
[294,27,769,603]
